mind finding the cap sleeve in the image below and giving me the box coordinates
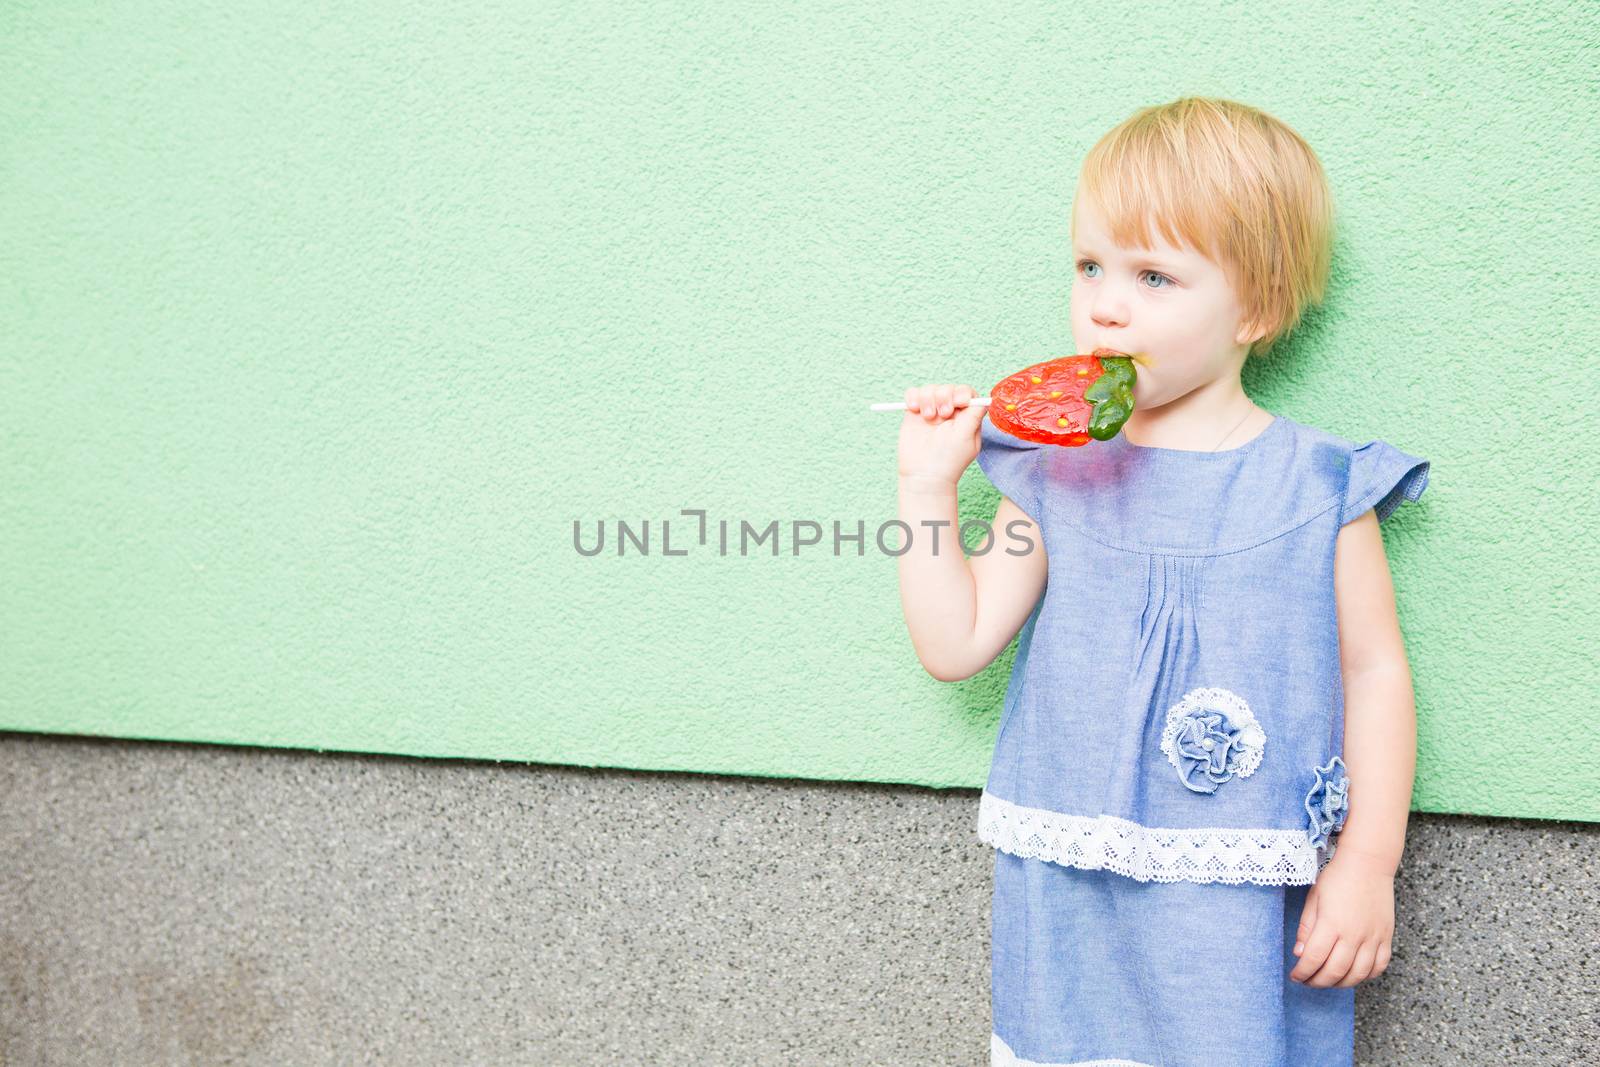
[976,417,1044,520]
[1341,439,1431,526]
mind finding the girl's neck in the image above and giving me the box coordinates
[1120,384,1268,452]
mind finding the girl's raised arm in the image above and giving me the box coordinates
[895,383,1048,682]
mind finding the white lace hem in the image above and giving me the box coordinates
[992,1032,1156,1066]
[978,789,1337,887]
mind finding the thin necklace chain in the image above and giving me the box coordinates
[1211,406,1257,452]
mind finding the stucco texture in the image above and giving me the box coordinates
[2,2,1596,820]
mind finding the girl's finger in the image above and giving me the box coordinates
[1372,941,1392,977]
[1307,937,1357,988]
[1338,942,1378,988]
[1289,925,1335,983]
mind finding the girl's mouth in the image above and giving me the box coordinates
[1094,347,1150,368]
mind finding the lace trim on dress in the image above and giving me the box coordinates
[978,790,1337,887]
[992,1032,1156,1067]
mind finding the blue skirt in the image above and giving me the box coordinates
[990,850,1354,1067]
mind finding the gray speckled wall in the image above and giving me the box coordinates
[1,732,1595,1065]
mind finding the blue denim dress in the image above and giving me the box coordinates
[974,411,1430,1067]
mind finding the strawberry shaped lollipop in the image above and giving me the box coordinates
[987,350,1137,446]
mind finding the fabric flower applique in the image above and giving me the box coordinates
[1158,686,1267,795]
[1304,756,1350,849]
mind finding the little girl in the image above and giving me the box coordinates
[895,98,1430,1067]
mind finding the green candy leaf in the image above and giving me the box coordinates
[1082,356,1137,441]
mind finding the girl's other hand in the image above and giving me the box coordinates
[1288,850,1396,988]
[897,383,986,487]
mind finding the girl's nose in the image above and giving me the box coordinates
[1092,306,1128,329]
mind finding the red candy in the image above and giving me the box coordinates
[987,351,1138,447]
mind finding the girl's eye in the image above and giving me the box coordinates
[1075,260,1174,290]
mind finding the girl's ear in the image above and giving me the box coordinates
[1236,314,1278,347]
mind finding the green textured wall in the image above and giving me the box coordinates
[3,2,1596,822]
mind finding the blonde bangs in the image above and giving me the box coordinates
[1073,97,1335,359]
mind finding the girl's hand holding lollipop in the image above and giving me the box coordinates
[888,350,1141,488]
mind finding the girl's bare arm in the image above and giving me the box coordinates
[1329,508,1418,873]
[895,384,1049,682]
[1288,507,1412,987]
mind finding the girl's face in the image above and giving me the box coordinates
[1070,197,1264,412]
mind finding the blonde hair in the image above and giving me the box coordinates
[1074,97,1335,359]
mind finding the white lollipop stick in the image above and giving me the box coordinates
[869,396,993,412]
